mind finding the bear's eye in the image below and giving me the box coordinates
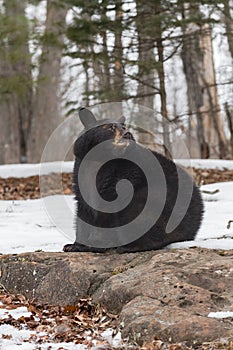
[109,124,116,132]
[102,123,126,132]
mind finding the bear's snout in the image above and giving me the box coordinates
[113,130,134,147]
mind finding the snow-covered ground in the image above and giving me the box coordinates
[170,181,233,250]
[0,197,69,254]
[0,159,233,179]
[176,158,233,170]
[0,325,85,350]
[0,160,233,254]
[1,181,233,254]
[0,302,122,350]
[0,325,122,350]
[0,160,233,349]
[0,161,74,179]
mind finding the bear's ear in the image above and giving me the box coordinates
[79,107,96,128]
[118,116,125,124]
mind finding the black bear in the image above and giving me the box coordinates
[63,107,204,253]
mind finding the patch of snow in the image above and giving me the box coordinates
[166,181,233,250]
[0,196,74,254]
[208,311,233,319]
[0,306,123,349]
[176,159,233,170]
[0,159,233,179]
[0,307,32,320]
[101,328,122,347]
[1,163,233,348]
[0,324,87,350]
[0,179,233,254]
[0,161,73,179]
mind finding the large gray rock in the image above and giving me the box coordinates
[1,248,233,345]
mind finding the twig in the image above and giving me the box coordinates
[0,283,8,293]
[201,189,220,195]
[227,220,233,230]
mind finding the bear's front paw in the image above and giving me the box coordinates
[63,242,108,253]
[63,243,83,252]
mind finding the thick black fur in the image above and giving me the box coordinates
[63,108,204,253]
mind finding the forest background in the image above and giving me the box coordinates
[0,0,232,164]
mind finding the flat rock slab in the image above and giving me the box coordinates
[1,248,233,345]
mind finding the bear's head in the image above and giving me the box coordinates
[74,107,135,160]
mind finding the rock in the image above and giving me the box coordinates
[1,248,233,345]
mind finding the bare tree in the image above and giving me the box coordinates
[199,23,227,158]
[91,3,112,103]
[224,0,233,60]
[225,102,233,158]
[181,5,227,158]
[0,0,32,164]
[113,0,124,102]
[134,0,158,149]
[156,28,171,157]
[28,0,69,162]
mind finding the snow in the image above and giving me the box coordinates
[176,159,233,170]
[169,181,233,250]
[208,311,233,319]
[1,181,233,254]
[198,182,233,241]
[0,307,79,350]
[0,159,233,179]
[0,324,86,350]
[0,162,233,254]
[0,304,123,349]
[0,322,122,350]
[0,161,73,179]
[0,307,32,320]
[0,197,72,254]
[1,160,233,348]
[98,329,122,348]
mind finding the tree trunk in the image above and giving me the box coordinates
[225,102,233,158]
[156,26,171,157]
[135,0,157,150]
[28,0,68,162]
[199,24,228,159]
[224,0,233,60]
[0,0,32,164]
[181,5,227,159]
[113,0,124,115]
[91,2,112,104]
[181,4,207,158]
